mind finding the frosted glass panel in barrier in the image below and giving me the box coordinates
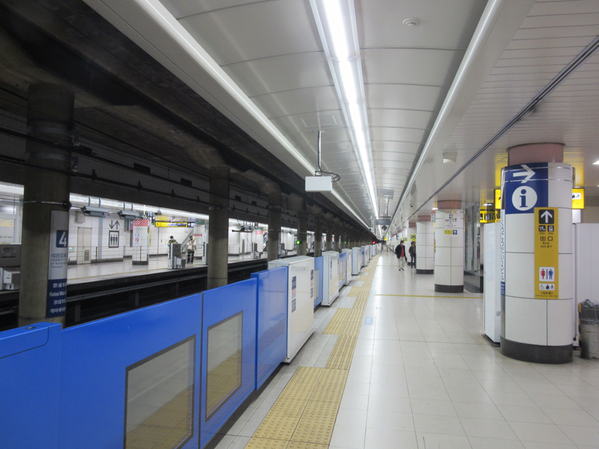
[206,312,243,419]
[125,336,195,449]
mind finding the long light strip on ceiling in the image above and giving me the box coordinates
[84,0,371,228]
[310,0,379,219]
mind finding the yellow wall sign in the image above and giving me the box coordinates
[480,210,498,223]
[572,188,584,209]
[155,222,189,227]
[410,234,416,241]
[534,207,558,299]
[495,189,501,210]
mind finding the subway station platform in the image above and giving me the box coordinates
[215,252,599,449]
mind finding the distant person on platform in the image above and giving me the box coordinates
[187,236,196,264]
[409,241,416,268]
[395,241,407,271]
[167,235,177,249]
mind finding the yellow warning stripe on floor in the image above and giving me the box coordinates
[372,293,482,299]
[245,256,379,448]
[326,335,358,370]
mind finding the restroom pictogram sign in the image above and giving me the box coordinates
[534,207,558,299]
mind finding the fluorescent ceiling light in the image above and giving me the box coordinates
[322,0,350,59]
[311,0,378,219]
[593,160,599,165]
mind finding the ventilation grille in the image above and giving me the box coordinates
[300,115,337,129]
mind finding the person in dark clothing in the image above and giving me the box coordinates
[394,241,407,271]
[409,241,416,268]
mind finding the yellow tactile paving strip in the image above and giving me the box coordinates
[245,255,379,449]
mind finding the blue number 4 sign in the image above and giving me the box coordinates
[56,230,68,248]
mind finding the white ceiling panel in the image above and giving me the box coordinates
[366,85,444,111]
[128,0,599,235]
[529,0,599,15]
[251,86,340,119]
[362,49,464,86]
[178,0,320,65]
[514,24,599,40]
[370,127,426,144]
[495,57,575,68]
[521,12,599,28]
[368,109,433,130]
[506,36,596,51]
[502,47,587,60]
[373,152,417,164]
[393,0,599,233]
[223,53,331,97]
[160,0,264,17]
[358,0,487,50]
[270,111,345,135]
[372,141,421,154]
[284,131,352,154]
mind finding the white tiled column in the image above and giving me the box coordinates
[434,210,464,293]
[416,221,434,274]
[501,143,573,364]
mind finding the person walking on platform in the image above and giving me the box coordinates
[187,236,196,264]
[409,241,416,268]
[395,241,407,271]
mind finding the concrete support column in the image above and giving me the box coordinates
[434,205,464,293]
[314,216,323,257]
[19,84,74,327]
[500,143,573,363]
[268,191,282,261]
[325,222,332,251]
[334,227,341,252]
[207,166,230,290]
[416,217,434,274]
[297,210,307,256]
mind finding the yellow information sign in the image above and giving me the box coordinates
[572,188,585,209]
[155,222,189,227]
[495,189,501,210]
[480,210,498,223]
[534,207,558,299]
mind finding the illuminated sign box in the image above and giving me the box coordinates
[495,189,501,210]
[305,176,332,192]
[155,222,192,227]
[572,188,584,209]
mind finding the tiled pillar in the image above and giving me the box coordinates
[434,206,464,293]
[416,218,434,274]
[500,143,573,363]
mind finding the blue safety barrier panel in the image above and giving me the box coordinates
[60,295,202,449]
[200,279,257,448]
[252,267,287,389]
[313,256,323,307]
[339,252,348,289]
[0,274,293,449]
[0,323,62,449]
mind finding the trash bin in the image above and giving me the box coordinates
[579,299,599,359]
